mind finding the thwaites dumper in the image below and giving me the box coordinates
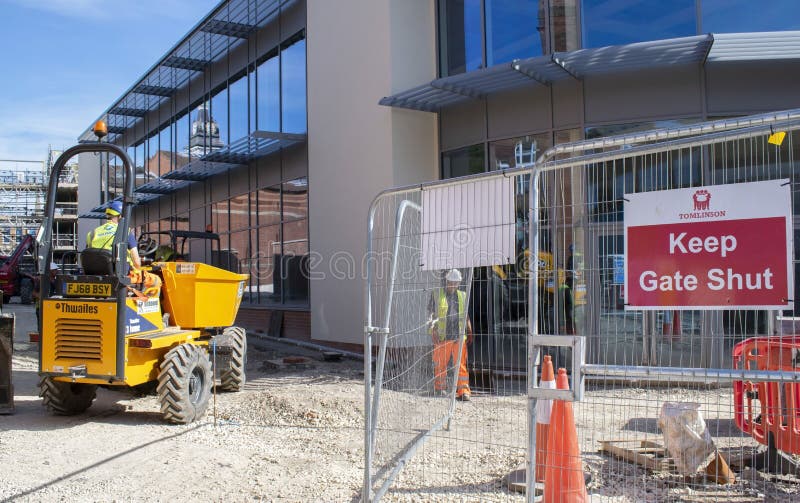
[36,123,249,424]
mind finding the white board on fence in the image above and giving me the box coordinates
[421,177,515,271]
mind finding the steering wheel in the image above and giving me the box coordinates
[137,236,158,257]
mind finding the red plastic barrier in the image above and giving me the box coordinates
[733,336,800,455]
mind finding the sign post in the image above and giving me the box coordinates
[625,180,793,310]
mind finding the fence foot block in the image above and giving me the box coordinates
[505,463,543,496]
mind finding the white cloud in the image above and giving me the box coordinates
[0,93,103,161]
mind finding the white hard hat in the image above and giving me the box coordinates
[49,262,59,271]
[446,269,462,283]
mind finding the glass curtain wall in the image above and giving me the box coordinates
[211,177,308,307]
[439,0,800,75]
[136,29,308,308]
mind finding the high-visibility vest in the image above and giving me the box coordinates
[86,222,133,266]
[433,289,466,342]
[86,222,117,250]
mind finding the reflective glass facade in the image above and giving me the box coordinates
[101,16,308,308]
[439,0,800,75]
[701,0,800,33]
[581,0,697,48]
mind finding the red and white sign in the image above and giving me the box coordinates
[625,180,793,310]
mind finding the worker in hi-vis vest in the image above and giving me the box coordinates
[86,201,160,297]
[428,268,473,401]
[86,201,141,270]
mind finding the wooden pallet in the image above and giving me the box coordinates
[599,438,675,472]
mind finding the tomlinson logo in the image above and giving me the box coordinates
[693,189,711,210]
[679,189,726,220]
[54,302,99,314]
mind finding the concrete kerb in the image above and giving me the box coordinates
[246,331,364,362]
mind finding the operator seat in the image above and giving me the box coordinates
[80,248,114,276]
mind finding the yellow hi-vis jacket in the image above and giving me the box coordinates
[431,288,466,342]
[86,221,133,266]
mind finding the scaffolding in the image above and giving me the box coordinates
[0,159,45,256]
[0,148,80,261]
[46,147,80,260]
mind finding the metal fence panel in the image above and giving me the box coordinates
[365,109,800,502]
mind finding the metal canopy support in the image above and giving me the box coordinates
[162,56,210,71]
[201,19,256,38]
[161,160,242,181]
[133,84,177,97]
[106,126,127,135]
[81,0,299,142]
[109,107,148,118]
[153,131,305,186]
[134,179,192,195]
[380,32,782,112]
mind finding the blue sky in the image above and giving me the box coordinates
[0,0,219,161]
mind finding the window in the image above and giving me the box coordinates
[229,74,249,142]
[213,179,309,307]
[257,54,280,132]
[158,126,171,176]
[145,134,159,183]
[211,87,229,147]
[442,144,485,178]
[489,133,551,170]
[175,111,189,161]
[134,143,144,189]
[281,38,307,134]
[439,0,483,76]
[486,0,543,67]
[702,0,800,33]
[257,185,281,226]
[580,0,696,48]
[174,112,190,169]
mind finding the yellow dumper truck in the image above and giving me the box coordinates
[36,122,248,424]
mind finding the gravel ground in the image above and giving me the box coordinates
[1,344,366,502]
[1,304,799,502]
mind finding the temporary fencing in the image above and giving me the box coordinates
[364,109,800,502]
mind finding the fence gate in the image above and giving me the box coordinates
[365,110,800,502]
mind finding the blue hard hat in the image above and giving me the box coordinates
[105,200,123,216]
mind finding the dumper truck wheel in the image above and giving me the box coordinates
[219,326,246,391]
[20,278,33,304]
[39,376,97,415]
[157,343,212,424]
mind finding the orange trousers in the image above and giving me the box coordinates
[433,340,471,397]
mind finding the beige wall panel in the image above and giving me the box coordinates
[440,100,486,150]
[487,85,550,140]
[308,0,436,344]
[706,62,800,116]
[552,78,582,129]
[584,65,702,124]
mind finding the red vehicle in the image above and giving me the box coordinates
[0,234,36,304]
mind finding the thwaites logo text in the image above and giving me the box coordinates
[54,302,99,314]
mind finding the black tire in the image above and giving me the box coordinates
[157,343,212,424]
[19,278,33,304]
[39,376,97,415]
[219,326,247,391]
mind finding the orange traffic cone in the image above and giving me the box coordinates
[544,368,587,503]
[672,310,682,338]
[535,355,556,482]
